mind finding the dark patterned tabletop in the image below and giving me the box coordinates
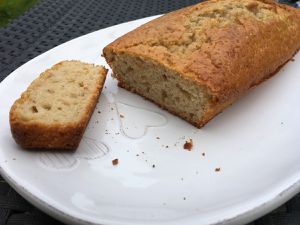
[0,0,299,224]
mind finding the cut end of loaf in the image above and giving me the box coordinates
[104,50,213,127]
[9,60,107,150]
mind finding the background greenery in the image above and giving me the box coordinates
[0,0,38,27]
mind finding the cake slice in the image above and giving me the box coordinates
[9,60,107,150]
[103,0,300,128]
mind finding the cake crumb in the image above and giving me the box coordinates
[112,159,119,165]
[183,139,193,151]
[215,167,221,172]
[97,110,101,114]
[156,136,160,139]
[291,58,295,62]
[202,152,205,156]
[152,164,156,168]
[120,114,124,118]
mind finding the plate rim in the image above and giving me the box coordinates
[0,15,300,225]
[1,166,299,225]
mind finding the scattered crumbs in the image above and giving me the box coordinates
[115,132,120,135]
[142,151,145,154]
[183,197,186,200]
[112,158,119,165]
[281,122,284,125]
[104,86,107,89]
[152,164,156,168]
[215,167,221,172]
[291,58,295,62]
[183,139,193,151]
[97,110,101,114]
[180,177,184,181]
[111,107,114,110]
[156,136,160,139]
[165,145,169,148]
[120,114,124,118]
[202,152,206,156]
[136,154,139,157]
[12,158,16,161]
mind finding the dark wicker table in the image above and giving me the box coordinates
[0,0,299,224]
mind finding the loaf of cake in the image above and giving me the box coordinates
[10,61,107,149]
[103,0,300,128]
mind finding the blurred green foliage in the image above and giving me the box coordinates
[0,0,38,27]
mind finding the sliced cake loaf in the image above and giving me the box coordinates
[10,60,107,149]
[103,0,300,128]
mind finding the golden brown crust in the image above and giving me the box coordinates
[104,0,300,127]
[9,61,107,150]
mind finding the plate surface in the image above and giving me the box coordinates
[0,16,300,225]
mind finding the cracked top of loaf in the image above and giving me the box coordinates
[104,0,300,102]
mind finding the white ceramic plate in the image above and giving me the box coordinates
[0,16,300,225]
